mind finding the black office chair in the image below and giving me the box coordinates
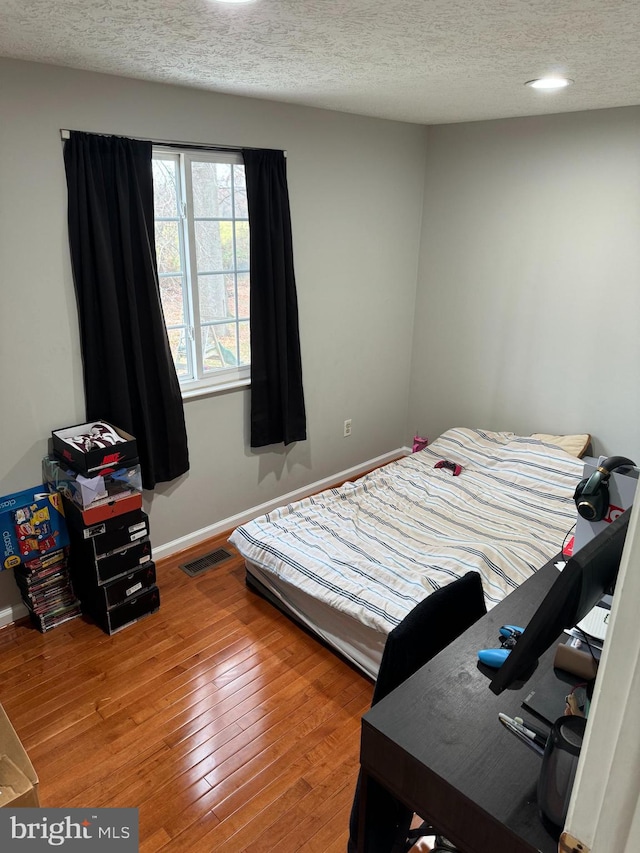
[347,571,487,853]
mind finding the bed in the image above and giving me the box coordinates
[229,428,589,679]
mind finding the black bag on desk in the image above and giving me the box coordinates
[347,571,487,853]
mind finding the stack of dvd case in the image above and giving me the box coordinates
[13,547,82,632]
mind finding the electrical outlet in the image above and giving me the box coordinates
[344,419,352,437]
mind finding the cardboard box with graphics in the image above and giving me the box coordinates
[0,487,70,571]
[51,421,138,476]
[0,704,39,808]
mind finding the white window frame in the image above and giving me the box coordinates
[153,147,251,399]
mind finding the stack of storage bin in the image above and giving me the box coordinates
[44,421,160,635]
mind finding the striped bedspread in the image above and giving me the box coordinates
[229,428,584,635]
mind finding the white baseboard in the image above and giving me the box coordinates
[0,601,28,630]
[153,446,410,561]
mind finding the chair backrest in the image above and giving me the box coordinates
[372,570,487,705]
[348,571,487,853]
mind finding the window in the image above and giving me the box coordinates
[152,149,250,395]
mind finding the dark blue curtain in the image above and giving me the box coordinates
[64,132,189,489]
[242,149,306,447]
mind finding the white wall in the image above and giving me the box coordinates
[408,109,640,844]
[3,60,639,625]
[0,58,427,618]
[409,107,640,460]
[565,498,640,852]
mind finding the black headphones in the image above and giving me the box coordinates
[573,456,636,521]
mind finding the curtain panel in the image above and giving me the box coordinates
[64,131,189,489]
[242,149,306,447]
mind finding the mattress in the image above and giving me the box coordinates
[231,428,584,673]
[245,560,387,679]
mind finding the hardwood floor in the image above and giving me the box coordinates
[0,533,373,851]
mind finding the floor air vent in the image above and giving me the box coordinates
[180,547,233,577]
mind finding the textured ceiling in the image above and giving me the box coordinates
[1,0,639,124]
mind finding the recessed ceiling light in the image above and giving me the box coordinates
[214,0,255,4]
[525,77,573,90]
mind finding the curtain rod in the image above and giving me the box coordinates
[59,129,286,156]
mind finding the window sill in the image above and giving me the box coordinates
[181,377,250,401]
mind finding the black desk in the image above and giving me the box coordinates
[359,560,565,853]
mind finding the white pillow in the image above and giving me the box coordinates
[531,433,591,458]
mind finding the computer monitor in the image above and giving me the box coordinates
[489,507,631,695]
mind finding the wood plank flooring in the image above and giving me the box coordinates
[0,533,373,852]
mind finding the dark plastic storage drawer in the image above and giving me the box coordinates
[88,563,156,610]
[65,503,149,554]
[91,586,160,635]
[93,539,152,584]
